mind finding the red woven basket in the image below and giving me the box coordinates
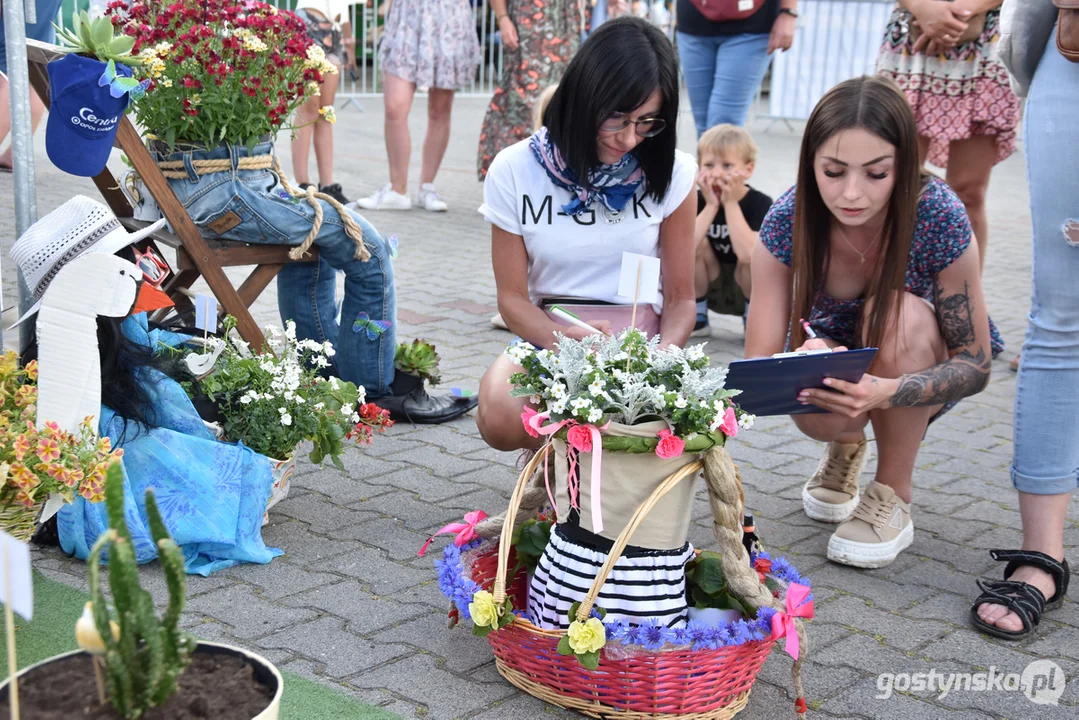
[463,454,777,719]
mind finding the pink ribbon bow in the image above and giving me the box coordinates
[417,510,488,557]
[770,582,814,660]
[521,411,608,534]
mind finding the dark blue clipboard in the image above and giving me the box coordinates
[726,348,878,416]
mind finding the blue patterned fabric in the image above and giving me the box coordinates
[57,315,282,576]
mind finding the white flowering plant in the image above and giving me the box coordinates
[507,329,753,452]
[191,318,392,466]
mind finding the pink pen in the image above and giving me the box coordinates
[800,318,818,340]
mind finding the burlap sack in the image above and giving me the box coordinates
[553,420,699,550]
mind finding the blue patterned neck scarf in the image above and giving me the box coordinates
[528,127,644,217]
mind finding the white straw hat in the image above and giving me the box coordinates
[9,195,166,324]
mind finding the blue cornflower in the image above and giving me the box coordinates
[669,625,692,647]
[621,623,644,646]
[640,619,670,651]
[731,620,755,645]
[686,620,712,651]
[606,619,631,643]
[756,606,777,625]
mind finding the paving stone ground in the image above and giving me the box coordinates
[2,93,1077,719]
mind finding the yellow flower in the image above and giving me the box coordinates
[305,81,320,96]
[318,106,337,124]
[566,617,606,655]
[468,590,499,629]
[75,602,120,655]
[306,44,327,64]
[159,77,173,88]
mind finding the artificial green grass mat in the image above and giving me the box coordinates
[2,572,400,719]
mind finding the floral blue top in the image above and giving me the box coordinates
[57,315,282,576]
[758,177,1004,356]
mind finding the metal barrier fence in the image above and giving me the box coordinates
[764,0,896,123]
[63,1,684,102]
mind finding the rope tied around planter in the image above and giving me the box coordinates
[152,153,370,262]
[702,448,808,714]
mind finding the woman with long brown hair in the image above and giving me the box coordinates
[746,76,1002,569]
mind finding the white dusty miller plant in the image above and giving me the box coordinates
[506,329,754,441]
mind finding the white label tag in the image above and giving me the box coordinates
[615,252,661,306]
[0,530,33,621]
[194,294,218,333]
[738,0,754,11]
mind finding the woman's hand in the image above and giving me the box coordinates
[794,338,845,353]
[561,320,612,341]
[909,0,971,44]
[799,374,899,418]
[498,15,519,51]
[768,12,796,54]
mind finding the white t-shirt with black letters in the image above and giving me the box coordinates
[479,140,697,313]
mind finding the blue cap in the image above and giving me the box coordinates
[46,54,132,177]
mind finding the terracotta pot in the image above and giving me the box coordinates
[0,641,283,720]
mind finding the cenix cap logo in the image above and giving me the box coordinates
[71,107,119,132]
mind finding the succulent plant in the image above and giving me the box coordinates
[395,339,443,386]
[55,11,139,64]
[86,462,196,719]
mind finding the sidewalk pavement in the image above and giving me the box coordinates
[1,94,1076,719]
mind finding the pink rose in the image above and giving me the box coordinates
[655,429,685,459]
[567,424,593,453]
[719,406,738,438]
[521,407,540,438]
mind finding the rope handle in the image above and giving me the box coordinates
[492,444,551,605]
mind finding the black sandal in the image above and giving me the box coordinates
[970,549,1070,640]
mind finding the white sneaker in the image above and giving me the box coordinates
[354,184,411,211]
[827,481,914,569]
[802,439,870,523]
[416,183,448,212]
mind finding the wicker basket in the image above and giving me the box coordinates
[465,449,786,719]
[0,502,41,542]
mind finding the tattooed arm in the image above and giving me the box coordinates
[890,245,993,407]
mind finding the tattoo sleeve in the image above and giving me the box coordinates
[890,280,991,408]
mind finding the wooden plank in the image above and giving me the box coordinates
[114,121,266,348]
[118,219,319,267]
[237,264,284,308]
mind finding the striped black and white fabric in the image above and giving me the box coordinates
[528,524,694,630]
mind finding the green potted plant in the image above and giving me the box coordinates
[186,318,393,517]
[0,462,284,719]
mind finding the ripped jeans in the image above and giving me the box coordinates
[1012,38,1079,494]
[159,141,396,397]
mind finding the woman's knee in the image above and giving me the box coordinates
[793,413,867,442]
[477,357,529,451]
[947,173,989,214]
[862,291,944,375]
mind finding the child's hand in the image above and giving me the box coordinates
[697,169,720,206]
[717,171,747,206]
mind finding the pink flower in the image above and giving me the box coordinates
[567,424,593,453]
[719,407,739,438]
[655,429,685,459]
[521,407,540,438]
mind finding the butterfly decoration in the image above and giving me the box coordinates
[386,234,399,260]
[98,59,150,100]
[450,388,475,398]
[353,312,393,340]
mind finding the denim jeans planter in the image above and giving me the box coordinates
[156,140,397,397]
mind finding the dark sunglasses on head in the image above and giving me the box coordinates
[132,245,171,288]
[600,112,667,137]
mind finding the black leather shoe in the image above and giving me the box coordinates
[319,183,350,204]
[375,374,478,425]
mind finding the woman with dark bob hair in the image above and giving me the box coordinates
[748,76,1002,570]
[476,15,696,454]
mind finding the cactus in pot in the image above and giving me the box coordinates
[85,462,196,719]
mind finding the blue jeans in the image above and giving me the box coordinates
[676,31,772,136]
[159,141,396,397]
[1012,40,1079,495]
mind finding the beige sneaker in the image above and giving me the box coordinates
[802,440,869,523]
[827,481,913,568]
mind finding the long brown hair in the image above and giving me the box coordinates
[789,76,926,355]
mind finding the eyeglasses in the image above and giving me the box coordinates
[599,113,667,138]
[132,245,171,288]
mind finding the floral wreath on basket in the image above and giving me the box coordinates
[432,537,813,669]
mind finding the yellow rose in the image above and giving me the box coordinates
[566,617,606,655]
[468,590,499,628]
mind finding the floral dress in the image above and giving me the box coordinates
[758,177,1005,357]
[378,0,482,90]
[875,6,1020,169]
[476,0,588,180]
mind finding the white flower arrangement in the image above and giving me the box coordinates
[508,330,753,449]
